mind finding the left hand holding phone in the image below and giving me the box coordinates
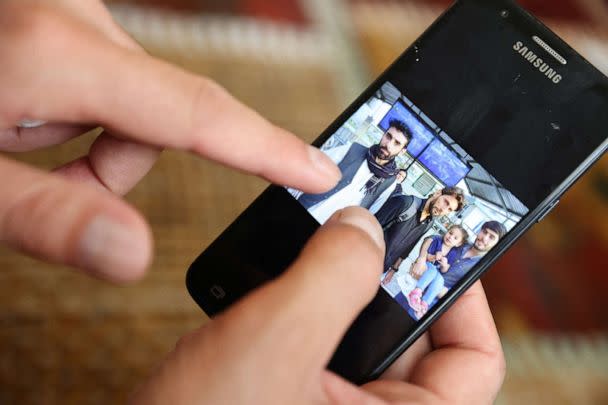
[131,207,505,405]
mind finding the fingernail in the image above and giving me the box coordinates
[308,146,341,182]
[79,216,149,282]
[332,208,385,250]
[17,119,47,128]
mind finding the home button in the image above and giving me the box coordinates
[210,285,226,299]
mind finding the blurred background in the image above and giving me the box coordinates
[1,0,607,403]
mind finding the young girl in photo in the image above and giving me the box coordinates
[407,225,469,319]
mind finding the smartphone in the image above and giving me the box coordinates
[186,0,608,384]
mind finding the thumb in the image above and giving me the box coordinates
[220,207,385,376]
[129,208,384,405]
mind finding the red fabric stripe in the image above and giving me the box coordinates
[241,0,309,25]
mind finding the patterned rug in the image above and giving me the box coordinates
[1,1,607,404]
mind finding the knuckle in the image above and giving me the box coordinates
[479,345,507,391]
[0,3,61,119]
[196,77,230,105]
[173,325,216,360]
[188,78,233,149]
[0,3,77,113]
[192,78,229,114]
[2,3,64,45]
[174,330,197,352]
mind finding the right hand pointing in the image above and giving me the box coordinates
[0,0,340,283]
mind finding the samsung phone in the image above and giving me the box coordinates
[186,0,608,384]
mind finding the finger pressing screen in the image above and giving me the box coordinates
[87,55,341,193]
[0,6,340,193]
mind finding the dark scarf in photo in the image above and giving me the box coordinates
[362,145,399,196]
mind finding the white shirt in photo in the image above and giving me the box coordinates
[308,161,374,223]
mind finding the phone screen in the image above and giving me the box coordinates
[287,81,529,321]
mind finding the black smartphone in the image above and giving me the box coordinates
[186,0,608,385]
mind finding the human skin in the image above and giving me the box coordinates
[0,2,505,404]
[376,127,408,162]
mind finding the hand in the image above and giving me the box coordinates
[438,256,449,272]
[131,208,505,405]
[412,260,427,278]
[0,0,340,283]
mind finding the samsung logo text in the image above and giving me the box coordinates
[513,41,563,84]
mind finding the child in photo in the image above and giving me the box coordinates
[407,225,469,318]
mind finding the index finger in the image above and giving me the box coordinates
[410,282,506,403]
[2,7,340,193]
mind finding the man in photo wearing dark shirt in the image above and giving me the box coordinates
[377,186,466,284]
[439,220,507,295]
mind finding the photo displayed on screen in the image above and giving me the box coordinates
[288,82,529,321]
